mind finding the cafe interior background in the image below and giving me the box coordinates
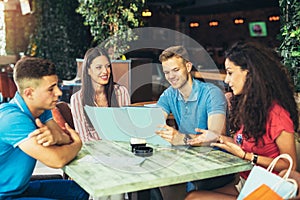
[0,0,299,103]
[0,0,299,186]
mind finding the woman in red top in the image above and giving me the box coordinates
[186,41,299,199]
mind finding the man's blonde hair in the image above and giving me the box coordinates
[159,46,190,64]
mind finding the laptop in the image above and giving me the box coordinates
[84,105,171,146]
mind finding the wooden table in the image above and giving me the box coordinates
[63,140,252,197]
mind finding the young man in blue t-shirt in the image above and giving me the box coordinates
[0,57,88,199]
[154,45,232,199]
[156,45,227,145]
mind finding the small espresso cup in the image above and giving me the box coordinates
[130,138,146,152]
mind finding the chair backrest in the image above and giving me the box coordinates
[52,101,74,129]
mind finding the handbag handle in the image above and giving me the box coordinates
[267,154,293,180]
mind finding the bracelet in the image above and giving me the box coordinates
[242,152,247,160]
[251,153,258,165]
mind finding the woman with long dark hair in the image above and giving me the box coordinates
[70,47,130,142]
[185,41,298,199]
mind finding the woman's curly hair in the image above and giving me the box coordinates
[225,41,298,143]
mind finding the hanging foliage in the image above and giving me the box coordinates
[278,0,300,92]
[27,0,92,80]
[76,0,145,59]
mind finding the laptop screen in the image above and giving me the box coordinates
[84,105,171,146]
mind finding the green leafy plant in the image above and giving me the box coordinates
[279,0,300,92]
[76,0,145,59]
[27,0,92,80]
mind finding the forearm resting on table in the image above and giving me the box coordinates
[19,136,82,168]
[36,141,82,168]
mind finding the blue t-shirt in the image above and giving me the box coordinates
[157,79,226,134]
[0,92,52,197]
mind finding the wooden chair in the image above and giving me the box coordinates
[51,101,74,132]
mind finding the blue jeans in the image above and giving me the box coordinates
[7,179,89,200]
[187,173,236,192]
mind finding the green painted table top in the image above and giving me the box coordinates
[63,140,252,197]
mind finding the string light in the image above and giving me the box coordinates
[269,15,280,22]
[189,22,199,28]
[234,18,245,24]
[142,9,152,17]
[209,20,219,27]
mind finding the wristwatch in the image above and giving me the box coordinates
[183,134,192,145]
[251,153,258,165]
